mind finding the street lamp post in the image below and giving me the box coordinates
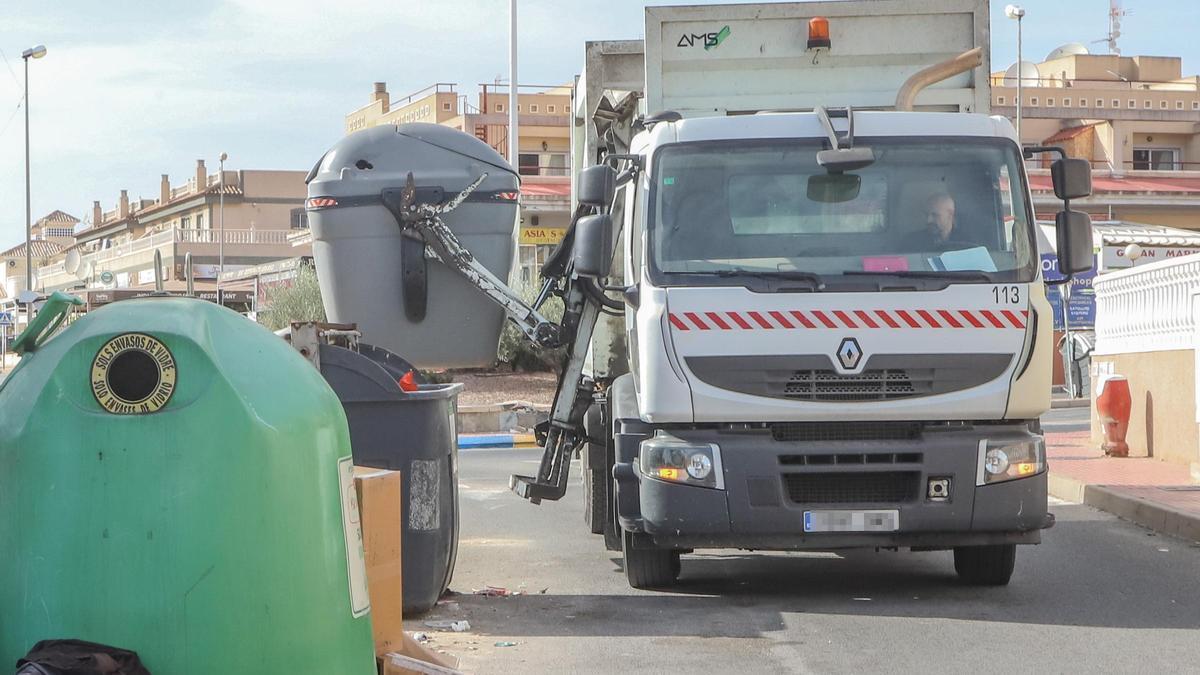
[1005,5,1026,142]
[218,152,227,307]
[21,44,47,322]
[508,0,518,168]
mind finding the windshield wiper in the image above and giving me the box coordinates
[841,270,995,282]
[712,269,826,290]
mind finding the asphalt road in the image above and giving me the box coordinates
[426,422,1200,674]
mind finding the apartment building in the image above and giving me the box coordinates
[992,49,1200,228]
[345,81,572,284]
[38,161,310,307]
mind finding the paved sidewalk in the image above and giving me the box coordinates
[1046,429,1200,542]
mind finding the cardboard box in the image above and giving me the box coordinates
[354,466,404,656]
[380,633,461,674]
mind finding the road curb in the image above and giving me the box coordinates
[1049,472,1200,542]
[1050,397,1090,409]
[458,433,537,449]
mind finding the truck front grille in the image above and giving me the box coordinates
[783,369,933,401]
[783,471,919,505]
[771,421,922,442]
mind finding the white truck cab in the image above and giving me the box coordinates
[573,0,1094,589]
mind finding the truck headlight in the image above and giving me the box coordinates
[640,432,724,490]
[978,439,1045,485]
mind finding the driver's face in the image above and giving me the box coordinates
[926,197,956,241]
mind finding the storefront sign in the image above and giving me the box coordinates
[1041,253,1097,330]
[519,227,567,245]
[1103,245,1200,270]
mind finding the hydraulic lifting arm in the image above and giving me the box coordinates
[383,173,605,504]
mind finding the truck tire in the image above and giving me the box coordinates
[622,530,679,589]
[582,460,607,534]
[953,544,1016,585]
[603,476,622,552]
[582,404,607,534]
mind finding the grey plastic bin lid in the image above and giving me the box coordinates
[306,124,521,369]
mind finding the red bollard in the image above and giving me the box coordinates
[1096,374,1131,457]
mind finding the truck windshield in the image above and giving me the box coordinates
[648,137,1036,287]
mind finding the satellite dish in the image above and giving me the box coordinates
[1003,61,1041,87]
[65,249,82,275]
[1046,43,1089,62]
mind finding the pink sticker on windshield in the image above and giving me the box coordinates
[862,256,910,272]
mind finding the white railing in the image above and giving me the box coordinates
[174,228,291,245]
[36,228,294,283]
[1094,253,1200,355]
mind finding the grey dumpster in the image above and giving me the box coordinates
[306,123,520,369]
[318,342,462,615]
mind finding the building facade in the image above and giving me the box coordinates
[37,161,310,305]
[992,50,1200,227]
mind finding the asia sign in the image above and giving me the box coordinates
[519,227,567,246]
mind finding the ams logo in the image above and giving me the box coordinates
[677,25,731,50]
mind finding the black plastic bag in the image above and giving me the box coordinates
[15,640,149,675]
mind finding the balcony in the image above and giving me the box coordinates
[37,227,308,292]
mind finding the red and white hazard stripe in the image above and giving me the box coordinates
[669,309,1027,331]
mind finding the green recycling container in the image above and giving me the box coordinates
[0,295,375,673]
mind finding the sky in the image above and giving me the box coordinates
[1,0,1198,247]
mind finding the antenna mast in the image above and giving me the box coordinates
[1106,0,1130,55]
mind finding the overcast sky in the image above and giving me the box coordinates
[1,0,1197,246]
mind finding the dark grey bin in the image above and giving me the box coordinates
[318,343,462,615]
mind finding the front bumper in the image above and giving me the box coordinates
[616,423,1050,550]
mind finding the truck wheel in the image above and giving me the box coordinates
[953,544,1016,586]
[622,530,679,589]
[582,461,606,535]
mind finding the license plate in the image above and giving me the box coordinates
[804,509,900,533]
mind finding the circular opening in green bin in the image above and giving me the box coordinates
[108,349,160,403]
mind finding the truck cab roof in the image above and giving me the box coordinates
[636,111,1018,153]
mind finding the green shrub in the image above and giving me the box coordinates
[259,263,327,331]
[496,279,566,372]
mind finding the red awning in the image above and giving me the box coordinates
[520,183,571,198]
[1028,174,1200,195]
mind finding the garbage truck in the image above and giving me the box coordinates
[307,0,1095,590]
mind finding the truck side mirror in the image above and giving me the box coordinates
[578,165,616,208]
[1055,210,1094,276]
[574,214,614,278]
[1051,157,1092,200]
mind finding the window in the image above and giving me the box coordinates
[1046,97,1054,107]
[1133,148,1180,170]
[997,96,1006,105]
[1062,97,1071,107]
[1030,96,1038,106]
[1177,100,1184,110]
[516,104,522,112]
[442,102,452,111]
[546,153,568,176]
[1160,100,1168,109]
[518,153,539,176]
[290,207,308,229]
[196,213,204,230]
[547,104,556,113]
[1128,99,1136,108]
[1194,101,1200,110]
[1144,100,1152,109]
[529,104,539,113]
[648,138,1036,285]
[1113,99,1121,108]
[180,215,191,229]
[495,103,504,113]
[1096,99,1104,108]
